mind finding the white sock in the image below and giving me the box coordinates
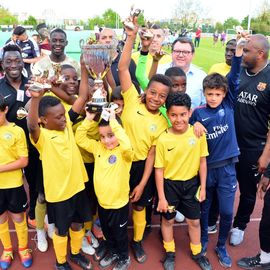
[260,250,270,264]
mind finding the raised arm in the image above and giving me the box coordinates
[27,90,43,143]
[118,17,138,92]
[71,55,89,114]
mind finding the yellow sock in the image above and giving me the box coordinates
[14,215,28,249]
[133,208,146,242]
[190,242,202,255]
[84,221,93,231]
[69,228,84,255]
[163,240,175,253]
[35,201,47,230]
[53,233,67,264]
[0,219,12,249]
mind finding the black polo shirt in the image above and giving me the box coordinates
[0,75,30,139]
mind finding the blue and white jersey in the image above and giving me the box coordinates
[190,56,242,167]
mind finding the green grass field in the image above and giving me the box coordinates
[192,37,225,73]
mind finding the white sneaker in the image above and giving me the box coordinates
[37,229,48,252]
[81,236,95,255]
[174,211,185,223]
[86,230,99,248]
[230,227,244,246]
[47,223,55,239]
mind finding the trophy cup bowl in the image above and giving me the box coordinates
[82,43,116,113]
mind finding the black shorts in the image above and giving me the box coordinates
[84,162,98,216]
[130,160,155,207]
[47,189,92,235]
[0,185,28,215]
[162,177,201,220]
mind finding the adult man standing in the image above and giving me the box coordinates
[230,34,270,247]
[0,44,39,227]
[194,26,202,48]
[12,26,40,77]
[158,37,206,108]
[132,24,172,76]
[99,28,138,87]
[32,28,80,79]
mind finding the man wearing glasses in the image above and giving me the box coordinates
[158,37,206,108]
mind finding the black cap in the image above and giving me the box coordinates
[13,26,26,35]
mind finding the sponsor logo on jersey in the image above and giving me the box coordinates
[108,154,117,164]
[3,133,12,140]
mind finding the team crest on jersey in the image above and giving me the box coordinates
[188,137,196,146]
[3,133,12,140]
[218,109,225,117]
[108,155,117,164]
[257,82,267,91]
[149,124,157,132]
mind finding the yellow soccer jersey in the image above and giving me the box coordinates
[155,126,209,180]
[121,84,168,161]
[132,51,172,75]
[208,62,230,76]
[75,119,133,209]
[31,118,87,203]
[0,123,28,188]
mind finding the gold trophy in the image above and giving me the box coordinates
[29,68,51,92]
[82,43,116,113]
[17,107,28,120]
[52,64,65,84]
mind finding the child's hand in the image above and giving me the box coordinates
[152,50,167,62]
[28,88,45,98]
[157,198,169,213]
[129,184,144,202]
[85,108,98,121]
[193,122,207,138]
[123,16,139,37]
[139,28,153,50]
[199,187,206,202]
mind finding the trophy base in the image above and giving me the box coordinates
[86,102,108,113]
[29,82,51,92]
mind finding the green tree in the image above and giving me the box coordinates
[215,22,223,32]
[23,15,37,26]
[0,6,18,25]
[88,16,104,30]
[223,17,240,30]
[241,16,249,29]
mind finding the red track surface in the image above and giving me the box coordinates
[0,187,263,270]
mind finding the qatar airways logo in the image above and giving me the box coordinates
[237,91,258,106]
[206,124,228,140]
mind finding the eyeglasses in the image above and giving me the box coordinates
[172,50,192,56]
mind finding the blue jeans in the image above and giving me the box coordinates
[201,163,237,247]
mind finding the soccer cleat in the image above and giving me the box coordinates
[81,236,95,255]
[18,248,33,268]
[112,256,131,270]
[0,248,13,269]
[237,253,270,269]
[27,217,36,229]
[69,252,93,270]
[55,261,73,270]
[192,253,212,270]
[94,240,107,262]
[163,252,175,270]
[86,230,99,248]
[99,252,118,268]
[130,240,147,264]
[208,224,218,234]
[174,211,185,223]
[215,246,232,268]
[36,229,48,252]
[230,227,244,246]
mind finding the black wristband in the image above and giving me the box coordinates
[140,50,149,55]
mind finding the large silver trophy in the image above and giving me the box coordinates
[82,44,116,113]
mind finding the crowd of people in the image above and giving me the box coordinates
[0,15,270,270]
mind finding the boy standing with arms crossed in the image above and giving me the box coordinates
[27,58,93,270]
[155,92,211,270]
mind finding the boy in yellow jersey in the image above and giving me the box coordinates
[75,108,133,270]
[27,59,93,270]
[119,16,172,263]
[155,92,212,270]
[0,96,32,269]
